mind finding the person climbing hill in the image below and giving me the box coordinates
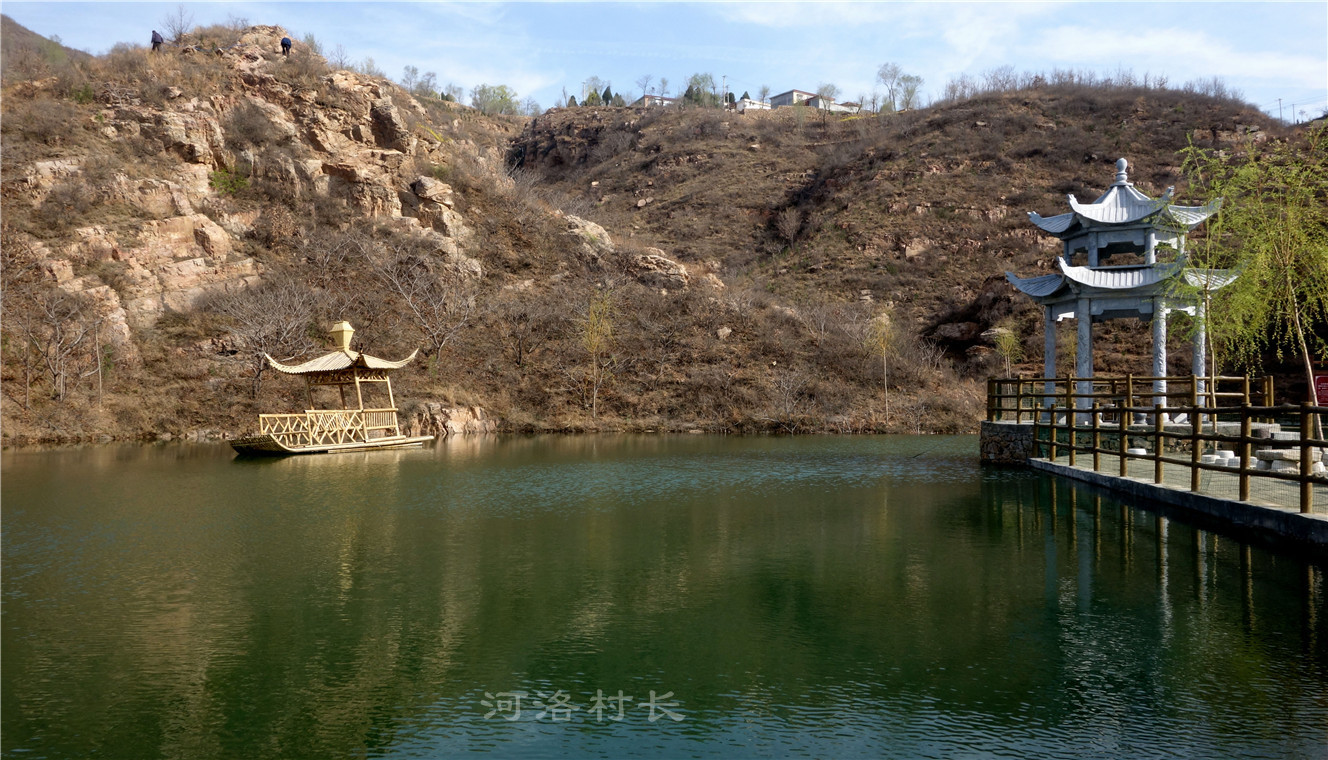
[151,30,163,52]
[281,36,292,56]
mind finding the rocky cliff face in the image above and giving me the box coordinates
[7,27,500,345]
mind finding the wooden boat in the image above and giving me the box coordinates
[231,321,434,456]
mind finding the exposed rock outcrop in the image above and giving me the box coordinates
[405,403,498,436]
[7,24,503,336]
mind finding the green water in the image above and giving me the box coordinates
[3,435,1325,759]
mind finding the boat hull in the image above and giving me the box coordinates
[230,434,435,457]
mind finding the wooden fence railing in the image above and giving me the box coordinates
[259,408,400,448]
[985,375,1326,514]
[987,374,1274,424]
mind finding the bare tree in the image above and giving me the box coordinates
[770,368,809,423]
[496,289,560,369]
[758,84,770,104]
[211,277,318,397]
[370,246,476,371]
[636,73,654,101]
[160,3,195,43]
[877,62,902,111]
[13,288,101,402]
[1,234,105,406]
[775,207,801,249]
[898,74,924,110]
[815,82,840,103]
[327,44,351,70]
[658,77,669,98]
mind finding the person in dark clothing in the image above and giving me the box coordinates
[281,37,292,56]
[151,30,163,52]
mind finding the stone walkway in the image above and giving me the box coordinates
[1039,451,1328,516]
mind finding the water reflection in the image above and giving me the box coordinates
[3,436,1326,759]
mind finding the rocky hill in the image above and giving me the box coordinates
[0,21,1289,445]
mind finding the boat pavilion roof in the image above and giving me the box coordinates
[265,348,419,376]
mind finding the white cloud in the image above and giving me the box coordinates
[1027,24,1325,90]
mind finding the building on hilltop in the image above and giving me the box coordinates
[805,95,859,114]
[1005,158,1232,414]
[769,89,816,108]
[630,94,678,108]
[735,97,771,113]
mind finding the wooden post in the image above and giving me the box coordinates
[1092,402,1101,471]
[987,378,996,422]
[1015,376,1024,424]
[1154,403,1164,484]
[1301,402,1313,514]
[1048,381,1058,461]
[1033,400,1043,459]
[1239,405,1251,502]
[386,377,400,436]
[1190,399,1202,492]
[1068,381,1077,468]
[354,373,368,442]
[1064,377,1074,464]
[1125,373,1134,425]
[1119,393,1129,477]
[1190,374,1200,431]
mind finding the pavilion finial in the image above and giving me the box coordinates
[330,321,355,352]
[1114,158,1129,185]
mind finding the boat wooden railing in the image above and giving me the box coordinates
[985,375,1326,514]
[259,408,401,448]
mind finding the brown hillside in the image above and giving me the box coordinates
[511,90,1281,375]
[1,14,93,84]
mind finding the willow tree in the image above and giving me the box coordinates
[1179,127,1328,413]
[863,306,898,420]
[580,289,615,421]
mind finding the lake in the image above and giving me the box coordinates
[3,435,1325,759]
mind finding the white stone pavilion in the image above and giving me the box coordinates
[1006,159,1234,412]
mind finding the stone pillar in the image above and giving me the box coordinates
[1087,232,1098,267]
[1193,299,1207,412]
[1146,229,1157,265]
[1152,298,1168,419]
[1076,298,1093,413]
[1044,305,1057,405]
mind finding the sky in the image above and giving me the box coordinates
[4,1,1326,121]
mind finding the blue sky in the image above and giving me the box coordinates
[5,1,1326,120]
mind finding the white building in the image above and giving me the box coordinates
[630,94,678,108]
[805,95,859,114]
[769,89,816,108]
[735,98,770,113]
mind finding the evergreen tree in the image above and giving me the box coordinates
[726,91,736,105]
[683,84,697,104]
[611,93,626,107]
[567,95,578,107]
[601,85,612,104]
[740,90,750,101]
[584,89,602,106]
